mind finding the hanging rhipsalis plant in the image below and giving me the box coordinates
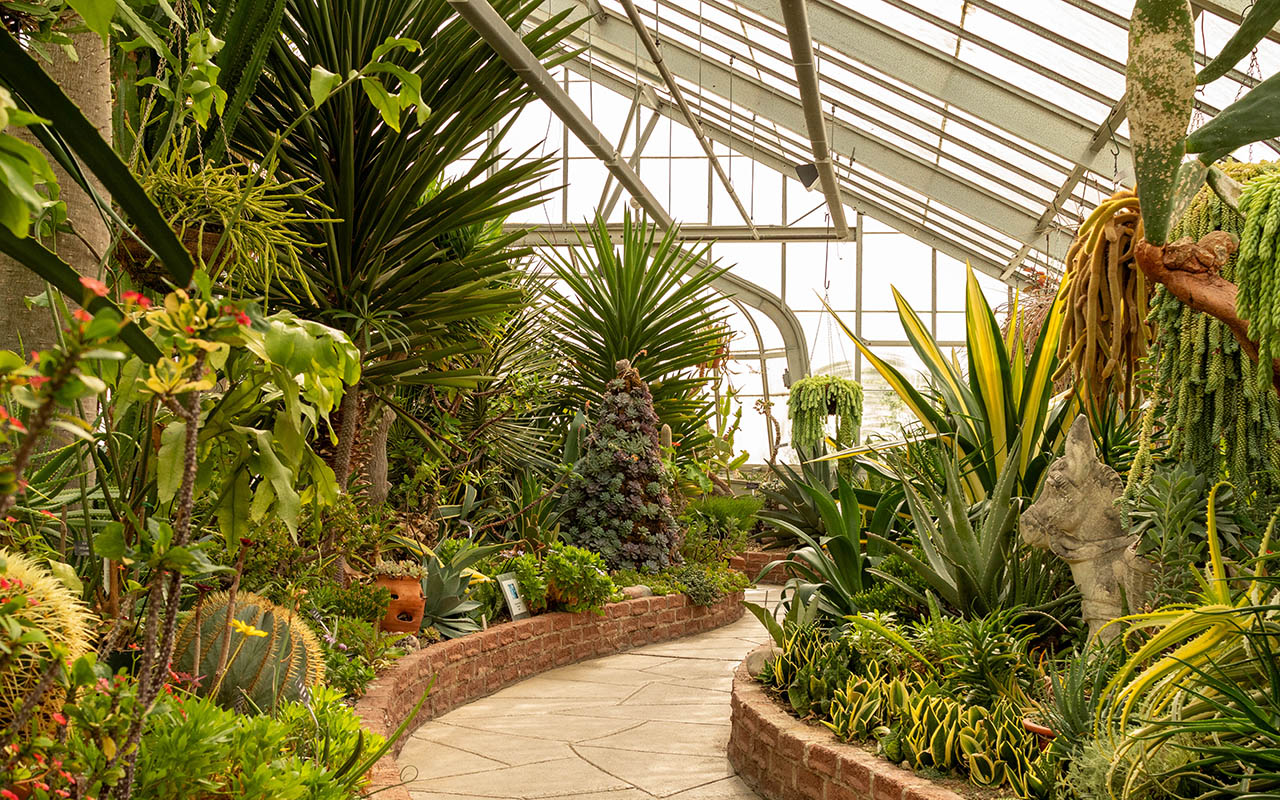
[1142,164,1280,499]
[788,375,863,454]
[1234,170,1280,384]
[1123,0,1280,397]
[1057,189,1151,409]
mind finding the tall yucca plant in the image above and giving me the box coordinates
[232,0,577,475]
[828,265,1076,499]
[543,212,729,449]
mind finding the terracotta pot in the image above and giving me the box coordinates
[374,575,425,633]
[1022,718,1056,751]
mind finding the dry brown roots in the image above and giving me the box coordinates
[1057,189,1152,409]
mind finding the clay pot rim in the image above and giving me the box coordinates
[1022,718,1056,739]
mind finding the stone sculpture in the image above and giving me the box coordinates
[1021,415,1150,639]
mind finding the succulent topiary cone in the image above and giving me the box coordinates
[0,549,95,733]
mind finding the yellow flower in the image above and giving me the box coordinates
[231,619,267,638]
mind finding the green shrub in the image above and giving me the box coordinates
[681,495,762,564]
[612,563,748,606]
[316,617,408,698]
[544,544,615,613]
[309,581,391,623]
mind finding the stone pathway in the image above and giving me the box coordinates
[397,587,776,800]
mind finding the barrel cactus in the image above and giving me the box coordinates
[173,591,324,712]
[0,549,95,732]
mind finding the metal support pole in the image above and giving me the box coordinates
[778,0,850,239]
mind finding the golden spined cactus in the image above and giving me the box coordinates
[1057,189,1151,409]
[0,549,95,732]
[172,591,324,713]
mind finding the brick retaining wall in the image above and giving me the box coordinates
[728,646,964,800]
[728,550,791,581]
[357,591,745,799]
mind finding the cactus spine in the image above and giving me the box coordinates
[173,591,324,712]
[0,549,94,732]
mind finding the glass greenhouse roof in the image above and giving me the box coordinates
[520,0,1280,286]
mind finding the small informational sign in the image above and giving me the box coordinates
[496,572,530,620]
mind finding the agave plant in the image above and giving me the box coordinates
[543,212,730,453]
[418,540,507,639]
[827,265,1075,500]
[868,439,1072,625]
[757,473,905,621]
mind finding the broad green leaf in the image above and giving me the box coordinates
[1126,0,1196,244]
[1196,0,1280,85]
[371,36,421,60]
[361,76,402,131]
[309,65,341,108]
[66,0,114,41]
[156,421,185,503]
[93,522,127,560]
[1186,70,1280,163]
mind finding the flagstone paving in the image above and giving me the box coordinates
[397,587,777,800]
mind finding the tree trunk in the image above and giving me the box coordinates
[0,27,112,354]
[365,405,395,505]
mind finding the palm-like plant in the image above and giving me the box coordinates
[543,212,730,450]
[828,265,1075,500]
[232,0,577,478]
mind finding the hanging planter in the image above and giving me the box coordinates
[787,375,863,454]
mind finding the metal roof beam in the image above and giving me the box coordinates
[558,51,1036,284]
[447,0,673,228]
[729,0,1126,178]
[618,0,760,237]
[531,0,1067,260]
[778,0,851,239]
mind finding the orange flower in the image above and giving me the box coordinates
[79,276,109,297]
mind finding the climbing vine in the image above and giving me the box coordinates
[787,375,863,454]
[1144,162,1280,500]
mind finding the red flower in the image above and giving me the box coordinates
[235,311,250,326]
[39,509,56,519]
[72,309,93,323]
[51,712,67,725]
[122,291,153,309]
[27,375,48,389]
[2,788,19,799]
[184,326,195,334]
[79,276,109,297]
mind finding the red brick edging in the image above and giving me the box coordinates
[357,591,745,799]
[728,550,791,581]
[729,646,963,800]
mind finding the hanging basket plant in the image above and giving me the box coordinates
[788,374,863,453]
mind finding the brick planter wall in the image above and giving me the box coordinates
[357,591,744,799]
[728,549,790,581]
[729,646,964,800]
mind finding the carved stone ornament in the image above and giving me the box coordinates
[1021,415,1149,640]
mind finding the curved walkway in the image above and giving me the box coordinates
[396,587,774,800]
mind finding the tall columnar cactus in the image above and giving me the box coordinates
[173,591,324,712]
[563,359,681,571]
[0,550,94,732]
